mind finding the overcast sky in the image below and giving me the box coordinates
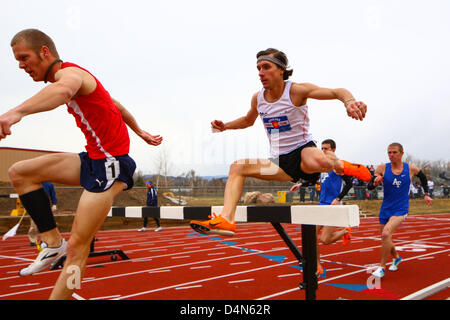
[1,0,449,177]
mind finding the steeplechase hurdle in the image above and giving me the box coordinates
[0,194,129,268]
[0,194,19,198]
[0,193,26,216]
[107,205,360,300]
[50,237,130,270]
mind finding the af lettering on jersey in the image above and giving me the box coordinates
[392,178,402,188]
[321,172,330,184]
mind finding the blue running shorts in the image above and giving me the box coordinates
[79,152,136,193]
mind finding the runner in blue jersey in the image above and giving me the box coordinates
[368,143,432,278]
[290,139,353,277]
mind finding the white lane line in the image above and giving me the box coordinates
[72,293,86,300]
[2,224,449,299]
[257,248,450,300]
[229,279,255,284]
[277,273,300,278]
[90,295,122,300]
[0,255,34,262]
[175,285,203,290]
[10,283,40,288]
[326,268,344,272]
[230,261,251,266]
[148,269,172,274]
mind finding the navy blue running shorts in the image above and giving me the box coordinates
[79,152,136,193]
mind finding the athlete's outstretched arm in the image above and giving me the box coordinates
[211,93,259,132]
[112,98,163,146]
[0,68,83,140]
[293,83,367,121]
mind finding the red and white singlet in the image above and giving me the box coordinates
[62,62,130,159]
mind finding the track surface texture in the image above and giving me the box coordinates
[1,213,449,301]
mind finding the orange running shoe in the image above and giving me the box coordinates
[341,160,372,182]
[190,213,236,237]
[342,227,351,245]
[316,266,324,277]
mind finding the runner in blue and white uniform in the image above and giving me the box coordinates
[368,143,433,278]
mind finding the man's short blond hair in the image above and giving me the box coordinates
[388,142,404,153]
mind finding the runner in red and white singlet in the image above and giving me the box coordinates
[62,62,130,159]
[1,29,163,300]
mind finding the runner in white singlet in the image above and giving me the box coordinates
[190,48,371,237]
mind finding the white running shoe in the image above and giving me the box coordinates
[372,267,386,278]
[154,227,162,232]
[138,227,147,232]
[388,256,402,271]
[19,239,67,276]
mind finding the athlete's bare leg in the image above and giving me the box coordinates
[300,147,344,175]
[317,226,348,271]
[379,216,404,269]
[49,181,126,300]
[219,159,292,222]
[8,153,81,247]
[220,147,346,223]
[320,226,348,245]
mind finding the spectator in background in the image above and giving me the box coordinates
[409,183,416,199]
[353,178,365,200]
[410,183,418,199]
[299,182,307,202]
[315,181,321,202]
[138,180,162,232]
[427,179,434,198]
[416,182,424,198]
[292,179,314,203]
[294,179,307,203]
[28,182,57,246]
[307,177,320,202]
[443,185,449,198]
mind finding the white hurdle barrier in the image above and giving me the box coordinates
[107,205,360,227]
[107,204,360,300]
[0,194,19,199]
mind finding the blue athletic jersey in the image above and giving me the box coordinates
[380,162,410,218]
[319,171,343,205]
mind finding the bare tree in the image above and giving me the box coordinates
[153,144,173,187]
[405,153,450,185]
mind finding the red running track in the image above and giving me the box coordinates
[0,213,449,300]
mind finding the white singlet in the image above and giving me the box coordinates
[257,81,313,158]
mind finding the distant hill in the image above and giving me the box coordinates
[142,174,228,184]
[201,175,228,181]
